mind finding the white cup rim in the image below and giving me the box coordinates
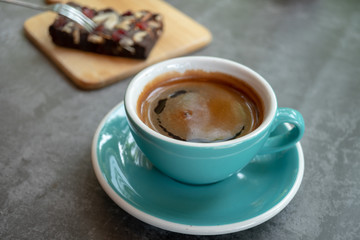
[125,56,277,147]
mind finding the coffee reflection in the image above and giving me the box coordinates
[137,70,263,143]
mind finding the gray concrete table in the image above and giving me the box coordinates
[1,0,359,239]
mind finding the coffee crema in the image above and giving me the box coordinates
[137,70,263,143]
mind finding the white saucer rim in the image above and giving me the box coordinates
[91,101,305,235]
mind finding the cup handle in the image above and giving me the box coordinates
[259,108,305,154]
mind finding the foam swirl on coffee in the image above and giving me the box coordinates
[137,70,263,143]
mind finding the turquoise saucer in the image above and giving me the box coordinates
[91,102,304,235]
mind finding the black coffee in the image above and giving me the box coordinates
[137,70,263,143]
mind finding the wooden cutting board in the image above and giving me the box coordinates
[24,0,212,89]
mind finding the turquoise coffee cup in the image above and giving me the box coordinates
[125,56,305,184]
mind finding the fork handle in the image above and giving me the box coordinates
[0,0,47,11]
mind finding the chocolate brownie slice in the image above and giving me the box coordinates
[49,2,163,59]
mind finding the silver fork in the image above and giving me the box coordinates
[0,0,96,32]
